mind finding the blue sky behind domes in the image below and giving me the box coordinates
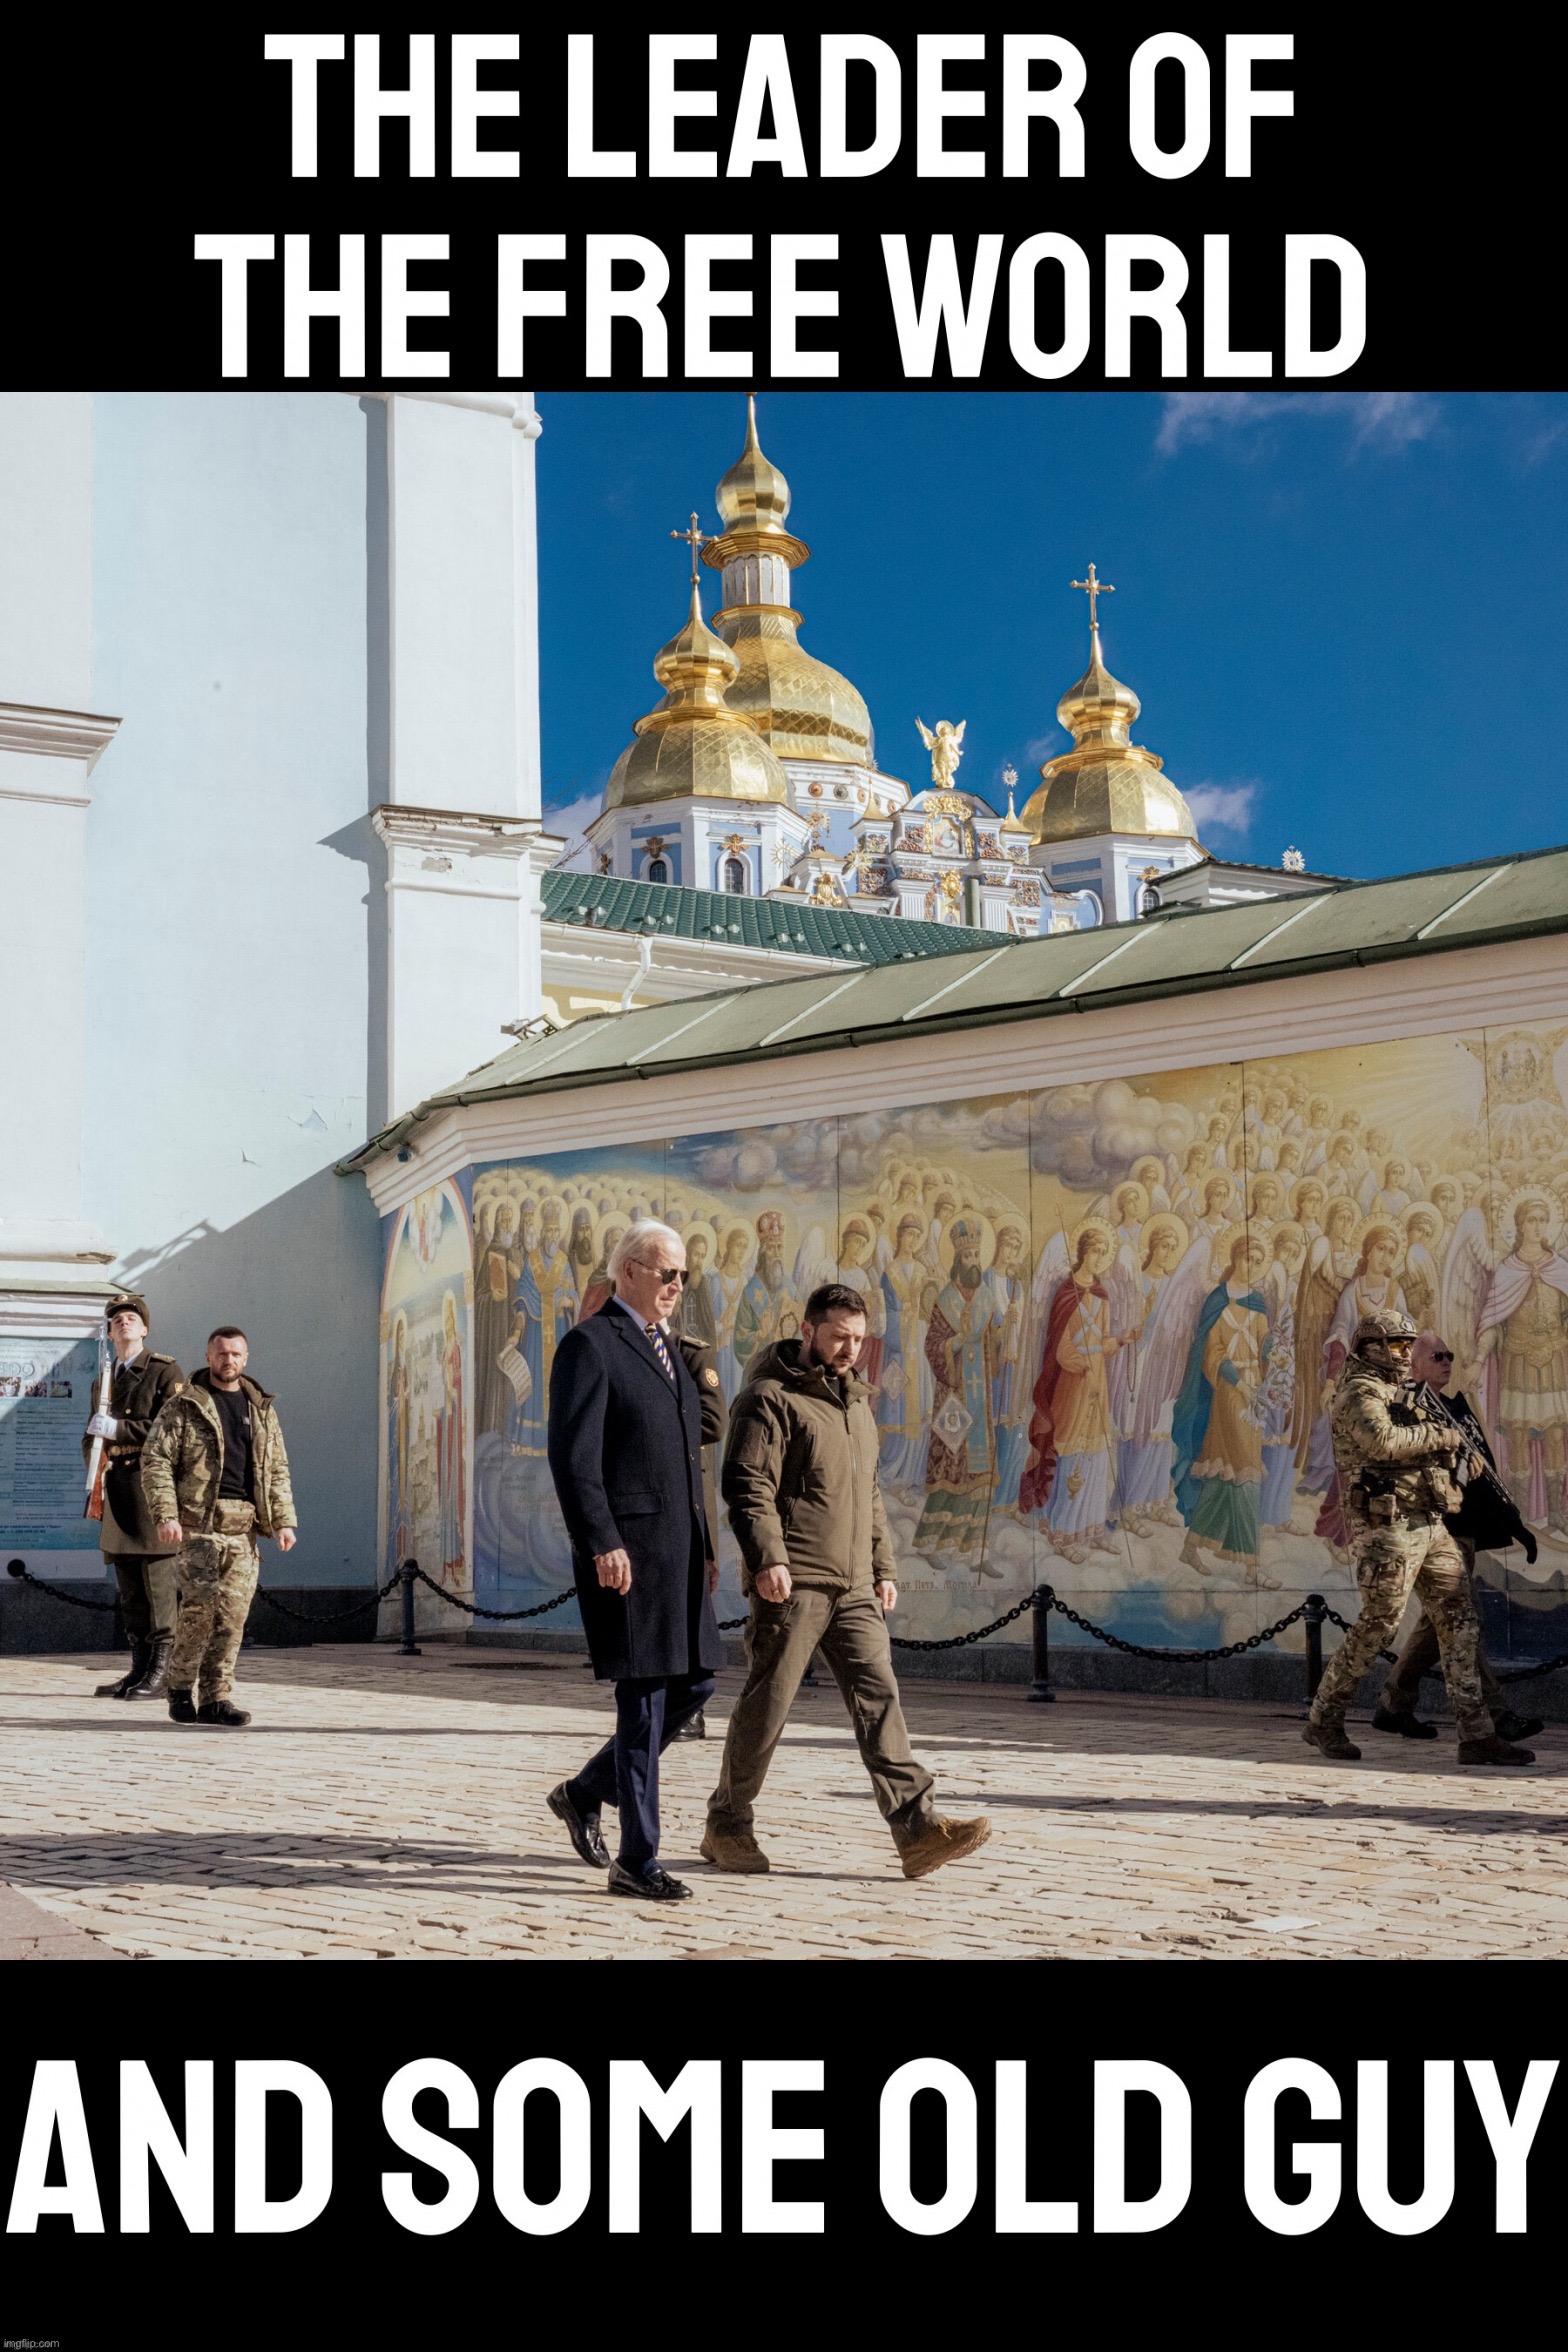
[535,391,1568,882]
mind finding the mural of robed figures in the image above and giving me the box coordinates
[380,1181,475,1599]
[427,1019,1568,1660]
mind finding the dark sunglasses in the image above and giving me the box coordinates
[643,1264,689,1286]
[1428,1348,1454,1363]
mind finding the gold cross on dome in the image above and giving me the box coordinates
[1070,563,1115,629]
[670,512,710,585]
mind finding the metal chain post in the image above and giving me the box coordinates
[1030,1583,1054,1703]
[398,1557,421,1657]
[1303,1592,1327,1702]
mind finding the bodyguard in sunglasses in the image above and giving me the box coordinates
[545,1222,721,1902]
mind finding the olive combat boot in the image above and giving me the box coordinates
[1302,1719,1361,1761]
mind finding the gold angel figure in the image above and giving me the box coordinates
[915,716,966,789]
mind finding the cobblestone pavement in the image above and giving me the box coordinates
[2,1647,1566,1959]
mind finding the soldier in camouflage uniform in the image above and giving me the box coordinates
[142,1326,298,1728]
[1304,1307,1534,1767]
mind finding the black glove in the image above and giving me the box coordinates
[1521,1526,1539,1566]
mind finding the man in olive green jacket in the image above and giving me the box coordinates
[141,1326,298,1728]
[703,1283,992,1881]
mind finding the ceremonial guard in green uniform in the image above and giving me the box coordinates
[1303,1308,1534,1766]
[82,1294,185,1701]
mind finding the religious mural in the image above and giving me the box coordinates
[379,1180,474,1594]
[392,1018,1568,1660]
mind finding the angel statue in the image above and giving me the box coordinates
[915,717,966,791]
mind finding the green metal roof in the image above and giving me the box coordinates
[539,867,996,965]
[343,843,1568,1170]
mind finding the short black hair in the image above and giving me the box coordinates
[207,1325,248,1344]
[803,1283,868,1323]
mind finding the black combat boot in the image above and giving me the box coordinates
[97,1640,149,1698]
[167,1687,198,1723]
[1458,1734,1535,1766]
[197,1698,252,1728]
[1492,1708,1546,1742]
[1371,1706,1438,1738]
[123,1633,173,1701]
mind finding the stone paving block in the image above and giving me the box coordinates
[0,1647,1565,1959]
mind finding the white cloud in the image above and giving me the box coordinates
[1157,391,1440,458]
[542,790,602,848]
[1184,782,1256,839]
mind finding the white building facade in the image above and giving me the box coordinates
[0,390,550,1598]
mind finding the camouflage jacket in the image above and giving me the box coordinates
[141,1371,297,1538]
[1330,1356,1464,1524]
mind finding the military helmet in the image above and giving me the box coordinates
[1353,1305,1417,1351]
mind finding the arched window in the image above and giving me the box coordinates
[723,855,748,895]
[646,856,669,884]
[1138,882,1161,917]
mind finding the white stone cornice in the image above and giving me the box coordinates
[0,701,121,773]
[373,804,556,856]
[364,390,542,436]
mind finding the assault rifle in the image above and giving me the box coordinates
[1414,1381,1529,1526]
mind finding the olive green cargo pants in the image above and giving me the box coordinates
[708,1586,936,1846]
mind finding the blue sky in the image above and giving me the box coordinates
[535,392,1568,879]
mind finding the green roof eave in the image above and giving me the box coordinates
[338,842,1568,1174]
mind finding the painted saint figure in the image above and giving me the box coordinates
[988,1223,1031,1510]
[733,1212,802,1377]
[508,1201,577,1457]
[1476,1198,1568,1532]
[1114,1214,1189,1535]
[437,1289,467,1587]
[709,1225,753,1401]
[916,1219,1003,1568]
[473,1201,522,1437]
[1018,1224,1129,1565]
[879,1213,933,1492]
[386,1311,410,1575]
[1173,1232,1273,1583]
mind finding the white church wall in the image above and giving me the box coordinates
[82,391,384,1586]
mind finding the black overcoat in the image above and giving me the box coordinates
[547,1305,721,1683]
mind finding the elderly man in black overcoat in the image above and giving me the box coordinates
[546,1220,721,1902]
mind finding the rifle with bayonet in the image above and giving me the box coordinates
[83,1318,111,1522]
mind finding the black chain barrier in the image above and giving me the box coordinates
[252,1571,403,1629]
[5,1559,119,1613]
[14,1543,1565,1707]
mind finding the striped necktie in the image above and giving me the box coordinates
[645,1322,676,1381]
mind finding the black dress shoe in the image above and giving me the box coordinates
[548,1782,611,1868]
[1371,1706,1438,1739]
[607,1861,693,1902]
[674,1709,707,1741]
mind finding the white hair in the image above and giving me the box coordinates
[608,1220,684,1282]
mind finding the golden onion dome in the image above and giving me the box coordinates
[700,396,874,766]
[603,584,791,811]
[1020,623,1199,847]
[714,395,797,546]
